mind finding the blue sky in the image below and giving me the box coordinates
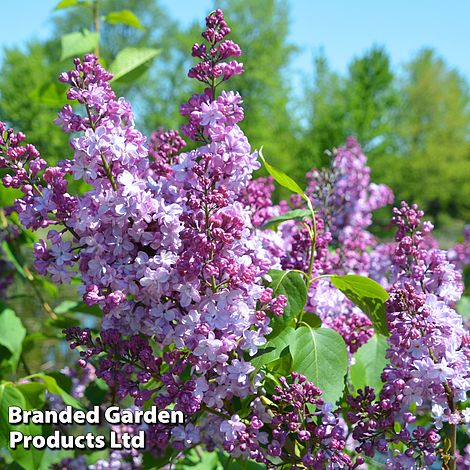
[1,0,470,80]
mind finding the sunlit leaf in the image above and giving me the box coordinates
[26,373,85,410]
[290,326,348,404]
[0,308,26,372]
[259,148,305,196]
[54,0,79,10]
[0,384,44,469]
[109,47,160,82]
[251,327,295,371]
[266,270,307,338]
[330,274,389,336]
[60,30,99,61]
[350,334,389,394]
[262,209,311,229]
[105,10,144,30]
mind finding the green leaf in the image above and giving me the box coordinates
[84,450,110,466]
[1,241,27,279]
[38,450,75,470]
[251,327,295,371]
[0,384,44,469]
[142,447,178,469]
[15,382,47,409]
[175,448,220,469]
[216,451,266,469]
[290,326,348,404]
[394,420,402,433]
[27,374,85,410]
[0,186,23,207]
[350,334,389,394]
[266,270,307,338]
[299,312,322,329]
[109,47,160,82]
[54,300,80,314]
[259,149,305,196]
[47,300,102,328]
[268,348,293,378]
[0,308,26,372]
[46,372,73,394]
[105,10,144,30]
[85,379,109,406]
[60,30,99,61]
[457,296,470,317]
[262,209,311,229]
[330,274,389,336]
[54,0,79,9]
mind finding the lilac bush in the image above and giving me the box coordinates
[0,8,469,470]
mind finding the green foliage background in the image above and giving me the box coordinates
[1,0,469,225]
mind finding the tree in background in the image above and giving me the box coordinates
[301,47,397,168]
[300,46,470,225]
[297,52,347,175]
[345,47,398,159]
[0,42,69,176]
[390,49,470,222]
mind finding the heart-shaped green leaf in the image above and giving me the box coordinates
[350,334,389,394]
[109,47,160,82]
[290,326,348,404]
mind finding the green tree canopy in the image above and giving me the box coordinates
[390,49,470,221]
[0,41,69,168]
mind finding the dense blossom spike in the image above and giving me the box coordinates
[346,202,469,468]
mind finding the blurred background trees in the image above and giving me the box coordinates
[0,0,469,229]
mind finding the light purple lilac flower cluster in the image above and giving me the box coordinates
[188,373,364,468]
[0,121,76,234]
[345,202,469,468]
[188,9,243,86]
[387,203,468,423]
[306,137,394,275]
